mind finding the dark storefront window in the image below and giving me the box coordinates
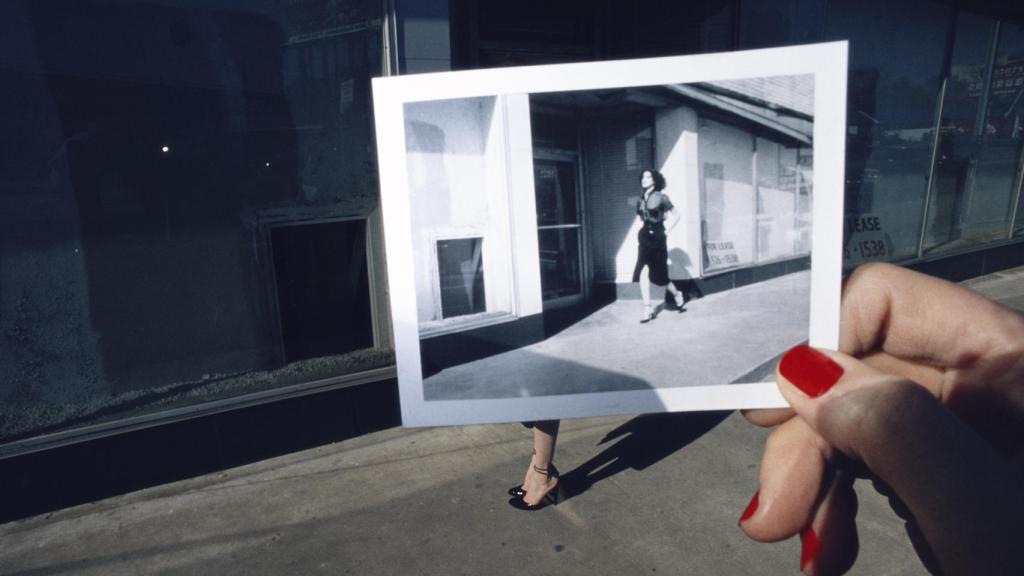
[451,0,598,67]
[924,17,1024,253]
[1004,25,1024,239]
[825,1,1024,263]
[0,0,389,446]
[270,220,374,363]
[451,0,738,67]
[604,1,738,57]
[971,23,1024,243]
[924,14,1001,253]
[826,0,953,264]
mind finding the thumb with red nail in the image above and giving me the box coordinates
[740,263,1024,575]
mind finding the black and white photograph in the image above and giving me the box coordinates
[374,44,847,426]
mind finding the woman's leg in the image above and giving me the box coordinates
[521,420,560,505]
[639,266,652,318]
[666,280,684,308]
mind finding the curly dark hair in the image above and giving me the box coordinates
[641,169,666,191]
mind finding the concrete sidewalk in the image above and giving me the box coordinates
[426,271,810,400]
[2,266,1022,575]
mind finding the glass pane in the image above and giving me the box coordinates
[437,238,487,319]
[534,161,578,227]
[825,0,952,264]
[795,147,814,255]
[0,0,386,444]
[701,120,754,273]
[538,228,582,300]
[1017,175,1024,236]
[605,2,737,57]
[530,111,578,150]
[271,221,372,363]
[924,14,1004,253]
[984,24,1024,240]
[756,138,803,263]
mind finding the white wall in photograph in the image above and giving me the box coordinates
[403,95,541,334]
[655,106,701,280]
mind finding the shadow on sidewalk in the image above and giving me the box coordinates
[559,410,730,502]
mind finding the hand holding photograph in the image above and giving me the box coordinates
[372,42,847,426]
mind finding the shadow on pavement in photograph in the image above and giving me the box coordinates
[558,410,730,502]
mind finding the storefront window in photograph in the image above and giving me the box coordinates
[701,121,813,275]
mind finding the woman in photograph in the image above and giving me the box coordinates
[507,420,561,510]
[632,169,685,322]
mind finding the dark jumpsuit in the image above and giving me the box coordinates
[631,190,673,287]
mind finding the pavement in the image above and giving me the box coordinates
[425,271,809,400]
[2,266,1023,575]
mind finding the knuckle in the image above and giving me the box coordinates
[819,379,935,459]
[839,263,900,355]
[845,262,898,291]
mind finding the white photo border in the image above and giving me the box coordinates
[373,42,847,426]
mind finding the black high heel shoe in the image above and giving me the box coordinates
[508,482,562,510]
[640,305,656,323]
[508,464,561,511]
[673,290,686,312]
[507,463,559,498]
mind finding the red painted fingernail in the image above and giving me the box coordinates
[779,345,844,398]
[800,527,820,572]
[739,490,759,523]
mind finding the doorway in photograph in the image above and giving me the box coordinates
[534,155,584,308]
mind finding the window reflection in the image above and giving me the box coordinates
[0,0,387,443]
[925,18,1024,253]
[827,0,952,264]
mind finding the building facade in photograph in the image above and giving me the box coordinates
[405,79,813,357]
[0,0,1022,500]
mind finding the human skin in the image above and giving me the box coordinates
[519,420,560,506]
[636,170,682,313]
[739,263,1024,575]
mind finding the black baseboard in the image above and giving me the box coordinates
[696,256,811,295]
[907,243,1024,282]
[0,379,400,524]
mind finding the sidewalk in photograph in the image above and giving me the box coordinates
[425,271,810,400]
[2,266,1021,575]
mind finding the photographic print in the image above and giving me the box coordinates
[373,42,847,426]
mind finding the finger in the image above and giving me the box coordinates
[842,264,1024,459]
[839,263,1024,374]
[739,416,828,542]
[741,407,793,428]
[799,469,858,576]
[777,344,1024,575]
[857,350,944,395]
